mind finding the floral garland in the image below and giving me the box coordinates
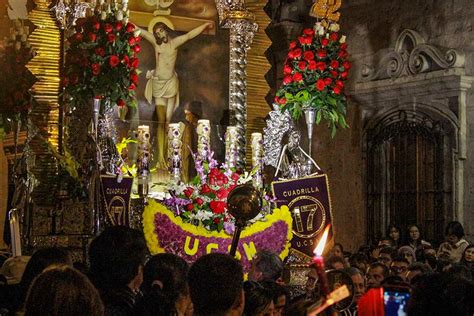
[143,200,293,272]
[63,9,141,111]
[0,36,35,135]
[275,22,351,137]
[161,151,273,232]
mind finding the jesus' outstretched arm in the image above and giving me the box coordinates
[172,22,214,48]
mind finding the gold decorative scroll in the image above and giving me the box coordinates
[310,0,342,22]
[245,1,271,165]
[26,0,60,202]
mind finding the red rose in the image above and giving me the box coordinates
[321,38,329,47]
[330,60,339,69]
[195,197,204,206]
[200,184,212,194]
[128,37,136,46]
[336,80,344,88]
[122,55,130,65]
[213,217,221,224]
[324,78,332,85]
[109,55,120,68]
[88,32,97,42]
[283,75,293,85]
[210,201,226,214]
[91,63,101,76]
[316,61,326,72]
[277,97,286,105]
[338,50,348,58]
[107,33,116,42]
[126,22,135,33]
[330,32,339,41]
[130,58,139,68]
[343,61,351,70]
[289,41,297,49]
[231,172,240,182]
[216,188,229,199]
[290,48,302,59]
[341,71,348,79]
[135,36,142,43]
[304,51,314,60]
[70,73,78,84]
[298,36,312,45]
[95,47,105,57]
[186,203,194,212]
[316,79,326,91]
[93,22,100,31]
[115,21,123,31]
[308,60,317,71]
[104,23,113,33]
[303,28,315,36]
[184,187,194,197]
[61,77,69,87]
[283,65,292,75]
[340,43,348,50]
[117,99,125,107]
[128,83,136,90]
[333,85,342,94]
[133,44,141,53]
[330,70,338,78]
[293,72,303,82]
[74,32,83,42]
[317,50,327,58]
[298,61,306,70]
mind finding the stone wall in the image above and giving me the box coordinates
[317,0,474,250]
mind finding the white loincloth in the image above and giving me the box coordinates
[144,70,180,111]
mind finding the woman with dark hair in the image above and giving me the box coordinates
[243,281,274,316]
[25,265,103,316]
[135,253,191,316]
[2,247,72,314]
[405,224,431,251]
[386,224,402,248]
[437,221,469,263]
[460,244,474,276]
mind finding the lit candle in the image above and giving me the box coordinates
[312,225,331,298]
[9,209,22,257]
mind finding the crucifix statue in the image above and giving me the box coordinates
[130,6,215,170]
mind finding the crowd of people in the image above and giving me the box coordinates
[0,221,472,315]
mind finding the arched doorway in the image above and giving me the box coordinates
[365,109,455,243]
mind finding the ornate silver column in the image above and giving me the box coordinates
[215,1,258,169]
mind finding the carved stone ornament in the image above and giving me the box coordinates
[360,29,465,81]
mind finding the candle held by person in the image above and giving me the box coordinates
[312,225,331,298]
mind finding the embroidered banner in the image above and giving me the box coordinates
[100,175,133,226]
[143,200,293,272]
[272,174,333,258]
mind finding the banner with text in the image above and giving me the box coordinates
[272,174,333,258]
[100,175,133,226]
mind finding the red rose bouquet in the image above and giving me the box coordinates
[63,9,141,111]
[0,38,36,135]
[275,22,351,137]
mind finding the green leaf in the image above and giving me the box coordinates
[331,124,337,138]
[316,110,322,124]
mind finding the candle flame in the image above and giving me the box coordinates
[313,225,331,256]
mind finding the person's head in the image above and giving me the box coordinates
[140,253,189,315]
[184,100,202,123]
[326,255,346,270]
[349,252,369,273]
[19,247,72,295]
[424,253,438,270]
[344,267,366,303]
[378,247,397,268]
[406,262,432,285]
[260,280,287,316]
[378,237,394,248]
[461,245,474,264]
[407,224,422,243]
[390,255,409,280]
[89,226,148,291]
[447,263,472,281]
[398,246,416,264]
[386,224,401,243]
[249,250,283,282]
[25,266,103,316]
[444,221,465,245]
[366,262,389,289]
[331,243,344,258]
[243,281,274,316]
[188,253,244,316]
[152,22,173,44]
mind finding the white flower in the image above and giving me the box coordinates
[329,23,340,32]
[339,35,346,43]
[133,29,141,37]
